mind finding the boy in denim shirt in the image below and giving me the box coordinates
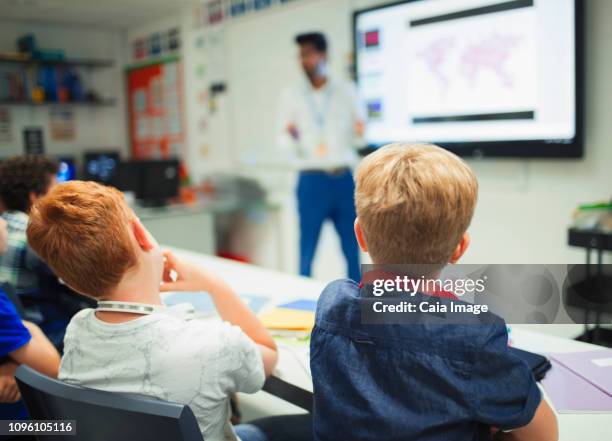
[310,144,558,441]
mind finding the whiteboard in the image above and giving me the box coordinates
[224,0,354,160]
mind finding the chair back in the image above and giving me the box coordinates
[15,365,204,441]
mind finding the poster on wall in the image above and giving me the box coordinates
[229,0,248,17]
[149,33,162,57]
[0,108,12,143]
[207,0,224,25]
[253,0,272,11]
[131,27,181,64]
[133,38,147,60]
[168,28,181,51]
[195,0,303,27]
[127,60,185,159]
[23,127,45,155]
[49,108,75,141]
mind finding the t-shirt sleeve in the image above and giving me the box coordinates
[216,321,266,395]
[0,291,31,356]
[471,319,542,430]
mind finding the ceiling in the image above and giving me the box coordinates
[0,0,194,29]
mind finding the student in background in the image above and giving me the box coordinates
[26,181,308,441]
[277,32,365,282]
[0,216,60,422]
[0,155,58,296]
[310,144,558,441]
[0,155,75,349]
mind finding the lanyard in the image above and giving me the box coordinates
[96,300,165,315]
[304,82,334,131]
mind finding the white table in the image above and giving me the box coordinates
[170,248,612,441]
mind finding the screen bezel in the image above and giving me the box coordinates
[352,0,585,158]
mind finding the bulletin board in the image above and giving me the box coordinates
[127,58,184,159]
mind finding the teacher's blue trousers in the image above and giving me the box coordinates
[297,170,360,282]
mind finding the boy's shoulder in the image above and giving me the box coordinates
[315,279,508,354]
[320,278,360,303]
[67,306,207,335]
[61,308,265,400]
[315,279,362,332]
[64,306,257,357]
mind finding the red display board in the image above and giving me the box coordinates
[127,60,184,159]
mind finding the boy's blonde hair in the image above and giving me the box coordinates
[27,181,138,297]
[355,143,478,264]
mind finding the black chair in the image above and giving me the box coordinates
[15,365,204,441]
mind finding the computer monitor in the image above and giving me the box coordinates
[111,159,180,207]
[137,159,180,207]
[83,151,120,183]
[112,161,142,194]
[56,156,76,183]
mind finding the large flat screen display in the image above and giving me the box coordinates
[354,0,583,157]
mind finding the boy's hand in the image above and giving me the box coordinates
[0,362,20,403]
[160,251,217,293]
[161,252,278,374]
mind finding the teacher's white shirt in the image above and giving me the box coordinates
[276,78,366,170]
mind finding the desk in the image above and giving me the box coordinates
[169,248,612,441]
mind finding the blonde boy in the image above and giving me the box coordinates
[310,144,558,441]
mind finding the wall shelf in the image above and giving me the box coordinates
[0,55,114,68]
[0,99,116,107]
[0,56,117,106]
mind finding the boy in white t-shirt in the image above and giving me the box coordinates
[26,181,280,441]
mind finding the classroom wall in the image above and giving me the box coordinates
[0,21,127,159]
[123,0,611,277]
[171,0,610,279]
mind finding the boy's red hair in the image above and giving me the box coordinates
[27,181,138,298]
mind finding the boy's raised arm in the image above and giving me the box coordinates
[159,251,278,377]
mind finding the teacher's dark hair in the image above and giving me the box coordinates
[295,32,327,53]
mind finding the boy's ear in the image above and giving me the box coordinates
[450,232,470,264]
[354,218,368,253]
[132,218,155,252]
[28,191,39,210]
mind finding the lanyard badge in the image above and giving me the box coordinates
[305,83,334,158]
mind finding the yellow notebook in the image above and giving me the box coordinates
[258,307,315,331]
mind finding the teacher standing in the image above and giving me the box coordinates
[277,32,365,282]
